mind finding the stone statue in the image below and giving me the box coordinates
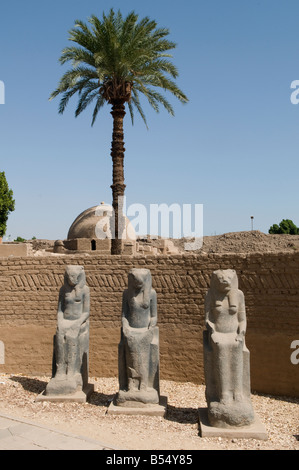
[116,268,160,406]
[45,265,90,396]
[203,269,254,427]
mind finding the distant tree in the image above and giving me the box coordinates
[14,236,26,243]
[0,172,15,238]
[269,219,299,235]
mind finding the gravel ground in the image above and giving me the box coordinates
[0,374,298,450]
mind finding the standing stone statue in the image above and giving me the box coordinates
[116,268,160,406]
[203,269,254,427]
[45,265,91,397]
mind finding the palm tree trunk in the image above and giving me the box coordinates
[110,101,126,255]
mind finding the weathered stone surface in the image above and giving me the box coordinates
[0,243,29,257]
[203,269,254,427]
[44,265,91,398]
[0,253,298,397]
[115,268,161,407]
[199,408,268,440]
[0,340,4,364]
[108,395,167,416]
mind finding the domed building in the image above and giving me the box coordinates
[55,202,136,254]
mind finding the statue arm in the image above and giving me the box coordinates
[149,289,157,328]
[236,290,246,340]
[56,287,69,337]
[205,291,215,333]
[57,288,65,326]
[237,291,246,333]
[121,290,130,332]
[80,286,90,324]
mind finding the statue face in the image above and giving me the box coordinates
[213,269,236,293]
[65,265,84,287]
[132,275,143,289]
[128,268,150,291]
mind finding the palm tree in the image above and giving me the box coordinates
[50,8,188,254]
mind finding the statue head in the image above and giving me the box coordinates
[211,269,238,294]
[128,268,152,309]
[64,265,86,289]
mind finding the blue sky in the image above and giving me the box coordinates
[0,0,298,240]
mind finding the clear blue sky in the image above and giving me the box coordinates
[0,0,298,240]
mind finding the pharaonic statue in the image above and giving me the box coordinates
[116,268,160,406]
[203,269,254,427]
[45,265,90,396]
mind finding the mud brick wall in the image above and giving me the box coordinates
[0,252,298,397]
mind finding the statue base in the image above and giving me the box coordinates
[115,387,159,405]
[199,408,268,440]
[107,395,167,417]
[35,383,94,403]
[208,399,254,427]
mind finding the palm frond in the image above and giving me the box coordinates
[59,46,96,67]
[91,94,105,126]
[50,8,188,126]
[130,88,148,128]
[75,82,100,117]
[127,100,134,125]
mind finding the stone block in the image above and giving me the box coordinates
[63,238,111,252]
[107,395,167,416]
[0,243,29,257]
[95,238,111,251]
[199,408,268,440]
[64,238,92,251]
[62,239,79,250]
[122,242,136,255]
[35,383,94,403]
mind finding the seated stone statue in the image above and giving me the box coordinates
[116,268,160,406]
[203,269,254,427]
[45,265,90,396]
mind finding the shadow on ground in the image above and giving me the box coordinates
[9,376,200,421]
[165,404,199,425]
[89,391,115,407]
[9,375,115,408]
[10,375,47,394]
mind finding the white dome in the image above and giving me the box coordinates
[67,202,136,241]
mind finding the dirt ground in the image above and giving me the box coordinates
[27,230,299,256]
[177,230,299,254]
[0,374,298,451]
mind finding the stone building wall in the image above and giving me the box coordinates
[0,252,298,397]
